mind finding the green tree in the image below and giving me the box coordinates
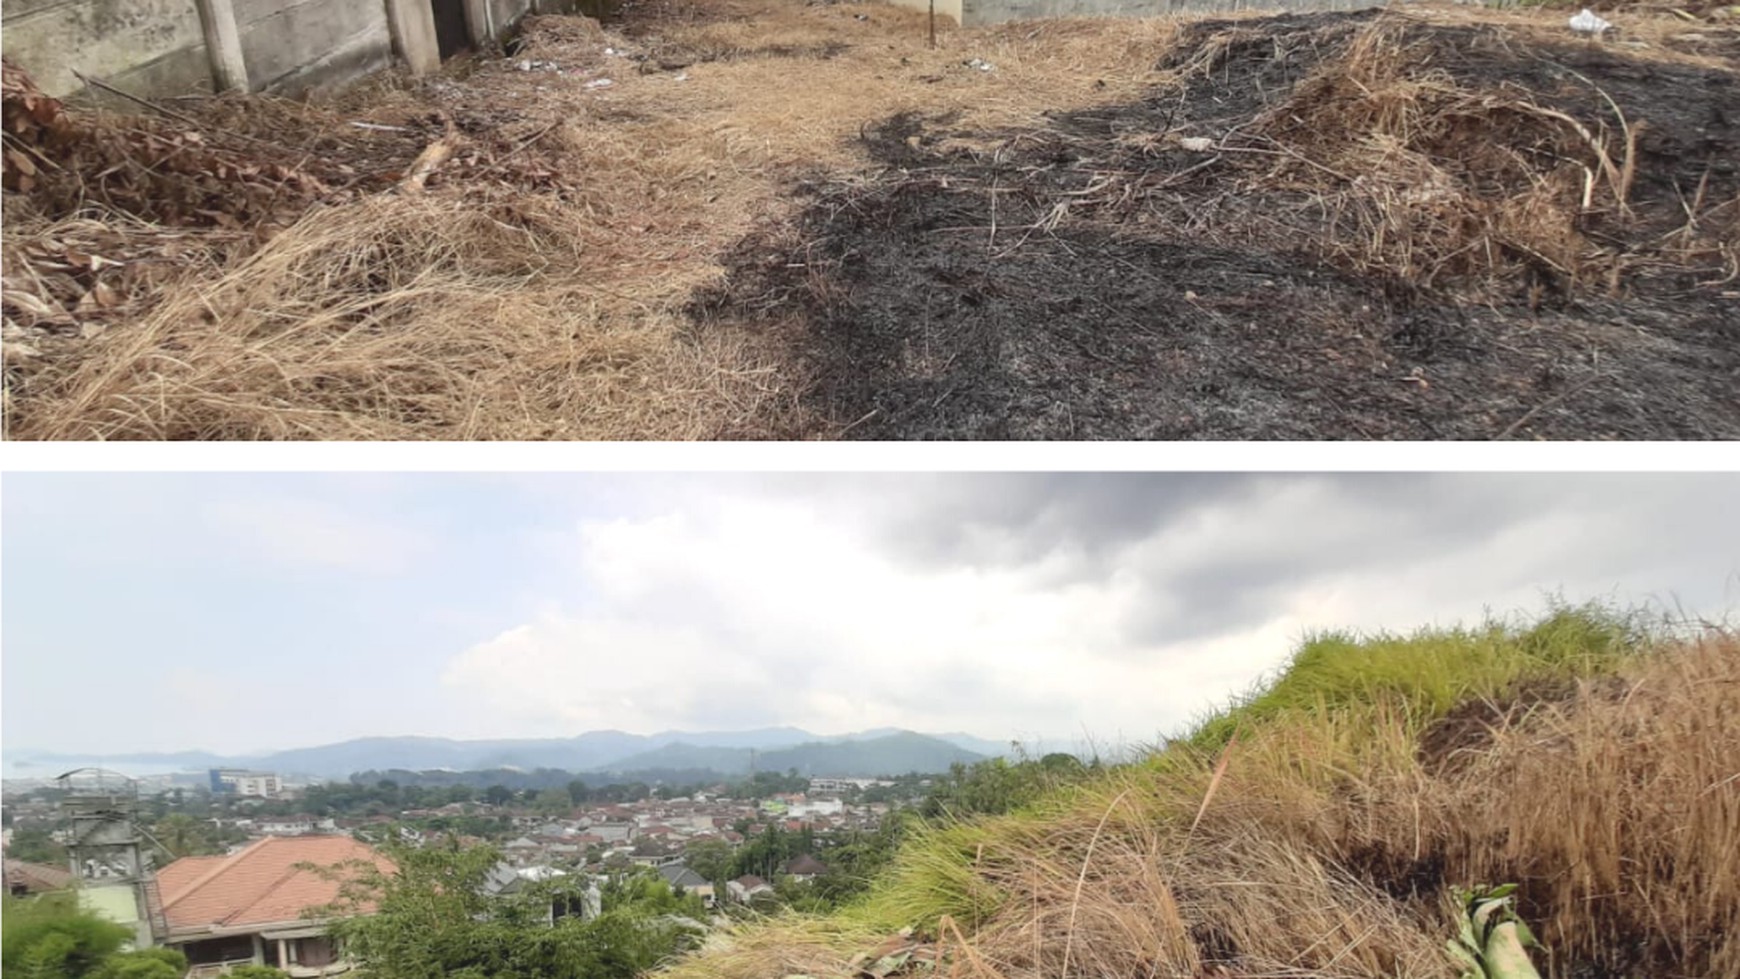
[2,893,132,979]
[566,780,590,805]
[683,839,732,885]
[6,828,67,866]
[919,755,1089,819]
[328,842,703,979]
[153,814,219,858]
[533,789,571,817]
[484,785,514,806]
[91,949,189,979]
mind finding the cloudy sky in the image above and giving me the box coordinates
[3,473,1736,758]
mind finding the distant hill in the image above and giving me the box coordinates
[762,732,987,776]
[7,728,1005,781]
[593,732,987,778]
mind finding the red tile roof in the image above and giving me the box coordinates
[4,858,75,893]
[157,836,395,932]
[784,854,828,876]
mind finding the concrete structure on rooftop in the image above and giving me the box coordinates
[57,768,166,948]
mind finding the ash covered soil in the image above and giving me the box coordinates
[695,10,1740,439]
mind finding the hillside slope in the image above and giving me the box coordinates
[664,607,1739,979]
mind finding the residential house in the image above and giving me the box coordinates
[589,824,634,844]
[256,817,336,837]
[783,854,828,883]
[628,839,683,868]
[480,861,600,924]
[725,875,773,903]
[4,857,74,897]
[808,778,886,794]
[155,835,395,978]
[656,864,714,907]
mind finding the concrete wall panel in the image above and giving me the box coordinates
[232,0,394,93]
[1,0,212,97]
[876,0,963,27]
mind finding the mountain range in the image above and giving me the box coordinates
[5,728,1011,781]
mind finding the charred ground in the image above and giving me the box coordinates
[697,10,1740,439]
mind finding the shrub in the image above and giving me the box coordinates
[1,893,132,979]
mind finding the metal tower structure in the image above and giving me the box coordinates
[57,768,168,947]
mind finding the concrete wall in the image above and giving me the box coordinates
[879,0,963,26]
[231,0,394,93]
[1,0,213,98]
[958,0,1370,26]
[1,0,559,99]
[78,884,150,948]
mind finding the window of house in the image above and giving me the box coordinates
[295,937,337,968]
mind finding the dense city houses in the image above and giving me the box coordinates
[1,766,921,951]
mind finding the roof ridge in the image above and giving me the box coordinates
[161,837,274,909]
[221,857,319,927]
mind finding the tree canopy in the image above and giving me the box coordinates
[2,893,134,979]
[326,841,704,979]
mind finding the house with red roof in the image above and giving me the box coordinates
[782,854,828,882]
[4,857,75,896]
[154,835,395,978]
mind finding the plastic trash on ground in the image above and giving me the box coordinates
[1569,8,1613,35]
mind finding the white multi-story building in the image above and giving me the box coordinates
[210,769,282,798]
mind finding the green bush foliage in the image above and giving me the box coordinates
[1,894,133,979]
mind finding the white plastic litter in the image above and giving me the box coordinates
[966,58,995,72]
[585,78,615,89]
[1179,136,1214,152]
[1569,8,1612,35]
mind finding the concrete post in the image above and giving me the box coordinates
[384,0,443,74]
[464,0,495,45]
[193,0,249,92]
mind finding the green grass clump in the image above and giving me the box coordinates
[1187,601,1644,750]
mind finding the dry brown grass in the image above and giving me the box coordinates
[665,632,1740,979]
[5,0,1735,438]
[1155,14,1740,295]
[1424,637,1740,976]
[2,0,1180,440]
[8,195,800,438]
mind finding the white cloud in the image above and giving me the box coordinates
[443,496,1158,740]
[439,478,1739,744]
